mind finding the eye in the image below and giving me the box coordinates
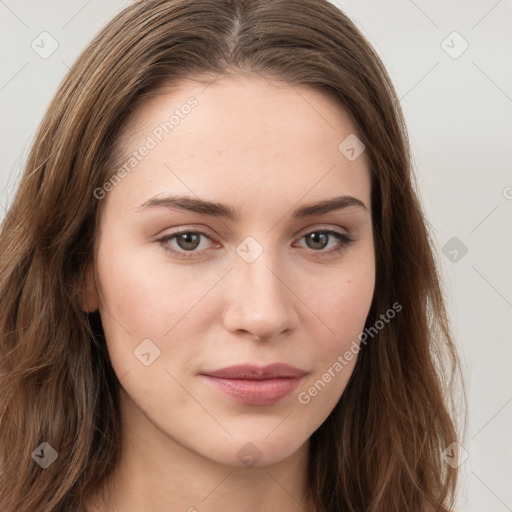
[294,229,354,255]
[157,230,216,258]
[156,228,354,259]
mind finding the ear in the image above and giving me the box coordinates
[81,264,100,313]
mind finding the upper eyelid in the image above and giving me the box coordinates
[162,223,351,238]
[160,226,351,248]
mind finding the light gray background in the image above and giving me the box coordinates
[1,1,511,510]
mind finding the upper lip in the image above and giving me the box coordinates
[201,364,306,380]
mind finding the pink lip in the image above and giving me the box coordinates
[200,364,306,405]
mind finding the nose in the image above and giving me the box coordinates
[222,250,299,341]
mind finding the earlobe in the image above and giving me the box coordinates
[82,264,100,313]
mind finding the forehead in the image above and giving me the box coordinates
[105,75,371,214]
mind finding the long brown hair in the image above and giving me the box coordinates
[0,0,465,510]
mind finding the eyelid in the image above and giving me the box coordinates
[292,228,354,255]
[155,228,218,259]
[294,223,351,238]
[156,224,354,258]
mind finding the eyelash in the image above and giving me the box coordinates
[156,229,354,259]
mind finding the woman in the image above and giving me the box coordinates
[0,0,464,510]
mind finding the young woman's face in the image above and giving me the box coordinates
[88,75,375,467]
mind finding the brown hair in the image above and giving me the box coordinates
[0,0,465,510]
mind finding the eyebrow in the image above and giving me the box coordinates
[136,194,368,219]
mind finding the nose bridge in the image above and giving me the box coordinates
[222,239,298,338]
[239,251,282,299]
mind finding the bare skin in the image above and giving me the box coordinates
[83,74,375,511]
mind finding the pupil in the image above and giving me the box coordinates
[178,233,200,250]
[307,232,328,250]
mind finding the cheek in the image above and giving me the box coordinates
[94,242,226,369]
[296,250,375,403]
[309,286,373,382]
[96,254,175,335]
[323,278,374,338]
[96,242,181,328]
[303,253,375,343]
[294,274,374,413]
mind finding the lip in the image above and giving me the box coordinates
[200,364,306,406]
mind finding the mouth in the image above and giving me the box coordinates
[200,363,306,406]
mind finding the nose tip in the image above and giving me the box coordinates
[222,256,299,341]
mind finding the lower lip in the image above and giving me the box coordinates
[202,375,303,405]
